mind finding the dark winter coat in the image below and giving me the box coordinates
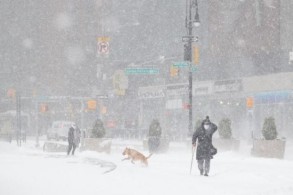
[68,127,81,147]
[68,127,75,144]
[73,127,81,146]
[68,127,81,146]
[192,122,217,160]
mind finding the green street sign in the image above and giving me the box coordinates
[173,61,189,67]
[125,68,160,75]
[172,61,197,72]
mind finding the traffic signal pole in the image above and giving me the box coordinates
[16,93,21,146]
[35,99,40,147]
[183,0,200,136]
[185,0,194,136]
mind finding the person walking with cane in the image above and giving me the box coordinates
[192,116,217,176]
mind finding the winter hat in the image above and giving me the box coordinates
[204,116,211,124]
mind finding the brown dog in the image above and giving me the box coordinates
[122,147,152,166]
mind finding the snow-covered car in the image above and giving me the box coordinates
[47,121,75,141]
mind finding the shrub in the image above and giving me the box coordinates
[148,119,162,153]
[262,117,277,140]
[91,119,106,138]
[218,118,232,139]
[195,119,202,130]
[148,119,162,137]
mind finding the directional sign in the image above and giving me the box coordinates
[173,62,197,72]
[182,35,198,42]
[125,68,159,75]
[173,61,189,67]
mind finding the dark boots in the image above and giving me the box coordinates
[198,159,210,176]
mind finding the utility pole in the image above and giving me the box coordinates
[16,93,21,146]
[183,0,200,136]
[35,99,40,147]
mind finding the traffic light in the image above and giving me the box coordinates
[40,104,49,112]
[193,46,199,64]
[170,66,179,77]
[246,97,254,109]
[87,100,97,110]
[100,106,107,114]
[7,88,16,98]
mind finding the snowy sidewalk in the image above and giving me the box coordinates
[1,140,293,195]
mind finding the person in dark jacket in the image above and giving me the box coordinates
[192,116,217,176]
[67,123,80,155]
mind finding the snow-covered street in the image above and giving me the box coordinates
[2,1,293,195]
[1,139,293,195]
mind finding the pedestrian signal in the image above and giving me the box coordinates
[193,46,199,65]
[40,104,49,112]
[246,97,254,108]
[101,106,107,114]
[87,100,97,110]
[170,66,179,77]
[7,88,16,98]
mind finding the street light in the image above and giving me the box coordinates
[193,0,200,27]
[183,0,200,136]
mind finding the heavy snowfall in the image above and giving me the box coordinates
[1,0,293,195]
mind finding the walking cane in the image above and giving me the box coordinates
[190,145,196,175]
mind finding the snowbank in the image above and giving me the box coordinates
[1,139,293,195]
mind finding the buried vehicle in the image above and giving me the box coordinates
[47,121,75,141]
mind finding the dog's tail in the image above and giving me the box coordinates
[146,153,153,159]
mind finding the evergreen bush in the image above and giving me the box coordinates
[218,118,232,139]
[188,119,202,137]
[262,117,277,140]
[91,119,106,138]
[148,119,162,153]
[195,119,202,130]
[148,119,162,137]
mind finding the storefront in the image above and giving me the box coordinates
[138,72,293,139]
